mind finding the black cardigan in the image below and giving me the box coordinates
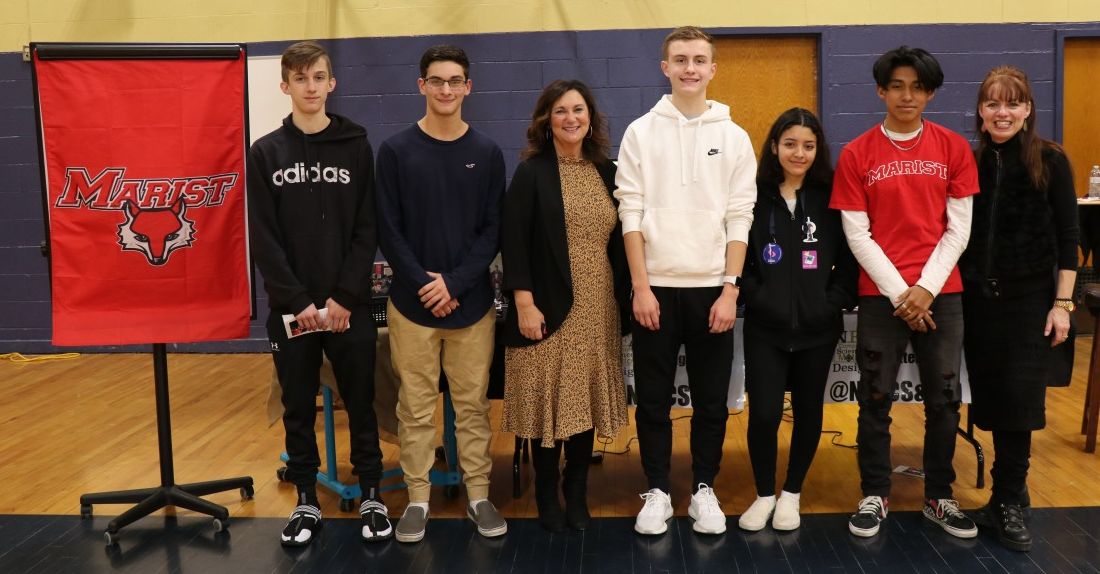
[499,150,631,347]
[960,137,1079,294]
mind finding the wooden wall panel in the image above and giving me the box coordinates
[709,36,819,159]
[1063,38,1100,196]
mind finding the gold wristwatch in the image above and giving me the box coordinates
[1053,298,1076,312]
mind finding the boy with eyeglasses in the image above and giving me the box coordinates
[375,44,507,543]
[829,45,978,540]
[249,40,391,546]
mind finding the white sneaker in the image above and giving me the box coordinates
[688,484,726,534]
[634,488,673,535]
[737,496,775,532]
[771,494,801,531]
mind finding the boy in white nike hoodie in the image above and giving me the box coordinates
[615,26,757,537]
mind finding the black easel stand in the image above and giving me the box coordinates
[80,344,255,545]
[957,411,985,489]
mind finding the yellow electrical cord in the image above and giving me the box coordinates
[0,352,81,363]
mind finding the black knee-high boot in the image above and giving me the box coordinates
[532,439,566,532]
[562,429,594,530]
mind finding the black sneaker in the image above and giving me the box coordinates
[848,495,888,537]
[281,504,322,547]
[360,498,394,542]
[923,498,977,539]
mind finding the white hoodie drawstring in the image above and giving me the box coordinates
[690,115,702,183]
[677,119,687,185]
[677,115,704,185]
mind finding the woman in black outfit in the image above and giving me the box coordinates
[962,66,1078,552]
[737,108,858,532]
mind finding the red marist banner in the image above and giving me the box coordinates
[34,48,252,346]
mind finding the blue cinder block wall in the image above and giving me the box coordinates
[2,22,1098,352]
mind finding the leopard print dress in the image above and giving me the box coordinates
[501,157,627,447]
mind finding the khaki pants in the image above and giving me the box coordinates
[388,301,496,502]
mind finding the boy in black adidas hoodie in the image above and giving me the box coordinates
[248,40,390,546]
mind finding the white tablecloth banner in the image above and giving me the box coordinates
[623,313,970,408]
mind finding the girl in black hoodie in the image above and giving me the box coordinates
[737,108,858,532]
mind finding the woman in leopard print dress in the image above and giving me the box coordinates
[500,80,631,533]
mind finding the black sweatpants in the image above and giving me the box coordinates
[743,334,835,496]
[266,306,383,491]
[632,286,733,492]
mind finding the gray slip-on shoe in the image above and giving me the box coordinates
[467,500,508,538]
[395,505,428,543]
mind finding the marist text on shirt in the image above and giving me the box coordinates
[865,159,948,187]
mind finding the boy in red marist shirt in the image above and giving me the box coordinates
[829,46,979,540]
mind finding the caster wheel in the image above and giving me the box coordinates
[339,498,355,512]
[276,467,288,481]
[444,485,460,499]
[80,504,93,519]
[240,485,254,500]
[104,530,118,546]
[213,518,229,532]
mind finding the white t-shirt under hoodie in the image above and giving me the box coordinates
[614,95,757,288]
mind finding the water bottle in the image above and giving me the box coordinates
[1090,165,1100,198]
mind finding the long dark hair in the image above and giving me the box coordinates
[975,65,1062,189]
[521,79,610,164]
[756,107,832,188]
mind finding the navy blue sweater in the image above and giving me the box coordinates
[376,124,505,328]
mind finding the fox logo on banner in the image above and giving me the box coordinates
[54,167,239,266]
[34,50,252,346]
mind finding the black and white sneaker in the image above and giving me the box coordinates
[923,498,977,538]
[281,504,322,547]
[360,498,394,542]
[848,495,888,538]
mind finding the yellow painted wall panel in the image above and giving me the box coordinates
[26,0,79,23]
[1003,0,1069,22]
[715,1,809,27]
[362,6,480,37]
[806,1,873,26]
[0,0,27,25]
[0,23,28,48]
[477,4,543,34]
[1068,0,1100,20]
[4,1,1100,54]
[184,0,254,17]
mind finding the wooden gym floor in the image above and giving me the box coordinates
[1,342,1099,572]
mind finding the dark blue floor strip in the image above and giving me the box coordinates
[1,508,1098,573]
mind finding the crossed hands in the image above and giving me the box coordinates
[419,271,460,318]
[893,286,936,333]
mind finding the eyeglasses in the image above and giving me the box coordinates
[423,77,467,89]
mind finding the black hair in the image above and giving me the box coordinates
[419,45,470,79]
[756,107,832,187]
[872,46,944,92]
